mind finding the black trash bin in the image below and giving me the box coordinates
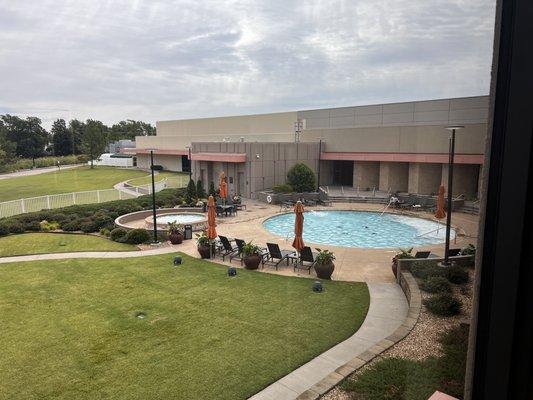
[184,224,193,240]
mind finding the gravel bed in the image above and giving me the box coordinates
[323,268,474,400]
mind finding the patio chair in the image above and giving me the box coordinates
[414,251,431,259]
[218,235,238,261]
[264,243,296,270]
[230,238,245,264]
[399,195,417,209]
[294,246,318,274]
[447,248,461,257]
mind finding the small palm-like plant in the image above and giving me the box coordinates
[242,241,261,256]
[315,248,336,264]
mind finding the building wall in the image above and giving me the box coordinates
[353,161,380,189]
[379,162,409,192]
[136,154,183,172]
[408,163,443,195]
[441,164,480,198]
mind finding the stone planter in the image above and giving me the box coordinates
[314,261,335,280]
[198,245,212,259]
[243,254,262,270]
[168,232,183,245]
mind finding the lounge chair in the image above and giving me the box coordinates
[218,235,238,261]
[447,248,461,257]
[264,243,296,270]
[415,251,431,259]
[294,246,318,274]
[230,238,245,264]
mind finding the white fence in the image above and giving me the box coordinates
[0,173,189,219]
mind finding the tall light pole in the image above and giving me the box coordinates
[317,139,322,191]
[187,146,192,182]
[149,149,158,244]
[443,125,464,265]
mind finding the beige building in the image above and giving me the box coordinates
[128,96,488,199]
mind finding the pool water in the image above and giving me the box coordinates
[263,211,455,249]
[157,214,206,225]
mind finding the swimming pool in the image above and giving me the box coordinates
[262,211,455,249]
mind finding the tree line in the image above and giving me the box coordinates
[0,115,155,166]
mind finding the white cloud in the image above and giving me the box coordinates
[0,0,496,128]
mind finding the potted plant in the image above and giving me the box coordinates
[314,248,336,279]
[196,232,212,259]
[242,241,262,270]
[392,247,414,277]
[167,222,184,245]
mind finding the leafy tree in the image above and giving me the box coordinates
[286,163,316,192]
[1,115,49,164]
[0,121,16,164]
[209,181,216,197]
[68,119,86,155]
[51,119,73,156]
[109,120,155,141]
[196,179,206,199]
[82,119,108,168]
[185,179,197,204]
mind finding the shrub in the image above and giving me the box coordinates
[460,243,476,256]
[62,219,82,232]
[196,180,206,199]
[424,293,462,316]
[0,223,9,236]
[446,265,470,284]
[185,179,197,204]
[124,228,151,244]
[420,276,452,293]
[6,222,25,234]
[286,163,316,193]
[40,220,60,232]
[80,220,98,233]
[24,220,42,232]
[208,181,216,197]
[272,184,293,193]
[411,262,446,280]
[110,228,128,242]
[99,227,111,237]
[49,213,68,222]
[151,165,163,171]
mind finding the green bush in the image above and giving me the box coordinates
[124,228,151,244]
[420,276,451,293]
[196,180,206,199]
[411,261,446,280]
[62,219,82,232]
[185,179,197,204]
[6,222,25,234]
[39,220,60,232]
[24,221,41,232]
[446,265,470,284]
[286,163,316,193]
[272,184,293,193]
[424,293,462,316]
[0,224,9,236]
[99,228,111,237]
[49,213,68,222]
[80,220,98,233]
[110,228,127,242]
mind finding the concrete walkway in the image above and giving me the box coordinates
[249,282,408,400]
[0,164,82,180]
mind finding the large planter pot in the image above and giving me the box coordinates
[168,232,184,245]
[314,261,335,280]
[198,245,212,259]
[243,254,261,270]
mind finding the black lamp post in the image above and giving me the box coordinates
[442,125,464,266]
[149,149,158,244]
[317,139,322,191]
[187,146,192,181]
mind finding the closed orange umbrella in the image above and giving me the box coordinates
[435,185,446,220]
[219,172,228,201]
[292,201,305,253]
[207,195,217,240]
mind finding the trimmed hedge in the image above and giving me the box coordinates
[411,261,446,280]
[424,293,462,316]
[272,184,293,194]
[446,265,470,284]
[0,224,9,237]
[124,229,151,244]
[110,228,128,242]
[420,276,452,294]
[0,189,186,235]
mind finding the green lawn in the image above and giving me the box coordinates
[0,166,151,202]
[126,171,188,187]
[0,253,369,400]
[0,233,136,257]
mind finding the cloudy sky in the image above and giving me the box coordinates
[0,0,496,128]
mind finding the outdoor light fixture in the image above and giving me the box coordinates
[148,149,159,244]
[228,267,237,277]
[312,281,323,292]
[173,256,182,265]
[442,125,464,266]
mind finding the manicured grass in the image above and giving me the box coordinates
[0,233,136,257]
[126,171,188,187]
[0,166,150,202]
[341,324,469,399]
[0,253,369,399]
